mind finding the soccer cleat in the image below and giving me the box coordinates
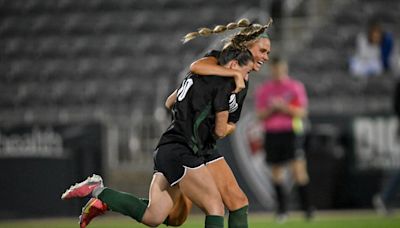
[61,174,104,200]
[79,198,108,228]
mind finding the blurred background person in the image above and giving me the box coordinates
[350,19,395,77]
[373,78,400,215]
[255,57,313,222]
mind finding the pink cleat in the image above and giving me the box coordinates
[61,174,103,200]
[79,198,108,228]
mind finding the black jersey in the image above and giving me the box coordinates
[205,50,249,124]
[158,73,235,156]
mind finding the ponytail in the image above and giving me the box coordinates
[182,18,251,43]
[230,18,273,49]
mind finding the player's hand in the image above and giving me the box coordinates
[233,70,246,93]
[271,98,286,112]
[226,123,236,136]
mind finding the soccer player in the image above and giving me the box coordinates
[164,18,272,228]
[61,46,254,228]
[255,57,313,222]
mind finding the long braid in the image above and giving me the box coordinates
[182,18,251,43]
[182,18,273,51]
[230,18,273,50]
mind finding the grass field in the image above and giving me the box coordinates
[0,211,399,228]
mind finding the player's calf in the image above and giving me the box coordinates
[166,194,192,226]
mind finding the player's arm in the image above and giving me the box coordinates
[257,99,307,119]
[214,111,236,139]
[226,122,236,135]
[190,56,245,93]
[213,80,237,138]
[165,90,177,110]
[277,104,307,118]
[276,83,308,118]
[255,88,276,120]
[256,107,276,120]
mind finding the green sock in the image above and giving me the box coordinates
[205,215,224,228]
[228,205,248,228]
[139,198,149,205]
[97,188,147,222]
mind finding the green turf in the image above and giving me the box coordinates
[0,212,399,228]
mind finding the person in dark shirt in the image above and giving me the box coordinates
[62,18,272,228]
[61,46,254,228]
[162,18,272,228]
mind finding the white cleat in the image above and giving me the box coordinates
[61,174,104,200]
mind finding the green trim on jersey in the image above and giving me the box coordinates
[190,102,212,154]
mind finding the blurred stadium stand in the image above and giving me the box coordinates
[286,0,400,115]
[0,0,262,118]
[1,0,399,119]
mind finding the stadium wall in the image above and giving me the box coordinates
[0,122,104,218]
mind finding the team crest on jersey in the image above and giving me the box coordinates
[229,94,238,113]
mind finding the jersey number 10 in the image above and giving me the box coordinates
[177,78,194,101]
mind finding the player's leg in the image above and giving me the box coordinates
[137,165,222,227]
[289,132,314,220]
[165,192,193,226]
[290,158,313,219]
[91,172,177,227]
[207,157,249,228]
[133,191,193,226]
[373,169,400,215]
[156,143,224,227]
[265,132,289,220]
[62,172,173,227]
[179,165,225,228]
[290,158,309,185]
[143,173,181,226]
[271,164,288,220]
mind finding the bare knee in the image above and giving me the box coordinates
[222,186,248,211]
[294,171,309,185]
[203,194,225,215]
[167,197,192,226]
[291,160,309,185]
[167,213,188,226]
[271,165,285,184]
[142,215,165,227]
[142,210,168,227]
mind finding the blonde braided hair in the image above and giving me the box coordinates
[229,17,273,50]
[182,18,251,43]
[182,18,273,51]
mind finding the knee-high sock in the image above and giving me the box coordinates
[228,205,248,228]
[139,198,149,205]
[95,188,147,222]
[274,184,287,214]
[205,215,224,228]
[297,184,311,211]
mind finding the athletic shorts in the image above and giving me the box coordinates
[153,143,224,186]
[264,131,304,165]
[153,143,206,186]
[204,149,224,165]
